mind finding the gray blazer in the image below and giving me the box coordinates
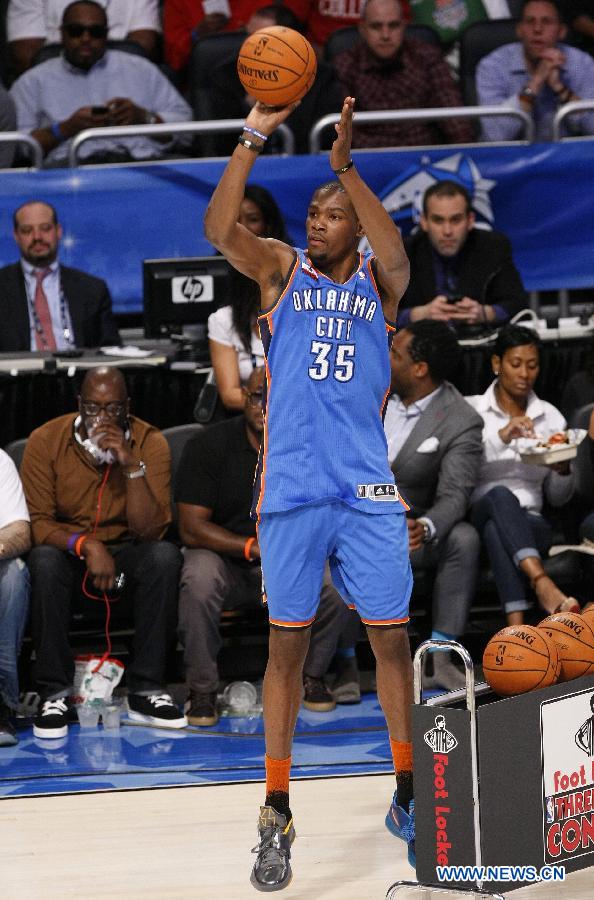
[389,381,484,540]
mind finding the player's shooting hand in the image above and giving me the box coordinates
[407,518,425,553]
[245,100,300,137]
[330,96,355,171]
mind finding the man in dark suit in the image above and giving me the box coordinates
[386,320,484,690]
[0,199,120,352]
[398,180,527,330]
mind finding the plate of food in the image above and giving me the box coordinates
[516,428,587,465]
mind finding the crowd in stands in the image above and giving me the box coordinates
[0,0,593,750]
[0,0,593,166]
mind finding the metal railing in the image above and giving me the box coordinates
[552,100,594,141]
[67,120,295,166]
[309,105,534,153]
[0,132,44,168]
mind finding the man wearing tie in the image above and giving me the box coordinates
[0,200,120,352]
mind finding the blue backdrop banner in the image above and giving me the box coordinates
[0,140,592,313]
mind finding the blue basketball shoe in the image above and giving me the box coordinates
[385,792,416,868]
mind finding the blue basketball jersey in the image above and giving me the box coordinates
[252,248,404,519]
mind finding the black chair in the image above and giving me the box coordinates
[162,423,205,487]
[459,18,518,105]
[324,23,440,63]
[30,38,150,68]
[189,30,247,157]
[570,402,594,430]
[4,436,27,471]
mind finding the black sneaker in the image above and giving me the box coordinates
[33,697,69,739]
[187,691,219,727]
[127,693,187,728]
[0,702,18,747]
[250,806,296,892]
[302,674,336,712]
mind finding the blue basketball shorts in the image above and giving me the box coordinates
[258,500,412,629]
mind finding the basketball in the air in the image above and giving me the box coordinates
[237,26,317,107]
[538,612,594,681]
[482,625,561,696]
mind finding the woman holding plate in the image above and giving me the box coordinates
[466,324,581,625]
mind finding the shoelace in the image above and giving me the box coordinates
[146,694,174,708]
[41,699,67,716]
[251,825,287,865]
[392,799,415,843]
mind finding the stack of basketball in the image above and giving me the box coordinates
[483,609,594,697]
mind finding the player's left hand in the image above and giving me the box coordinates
[330,96,354,172]
[245,100,301,138]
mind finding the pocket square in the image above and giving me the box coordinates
[416,436,439,454]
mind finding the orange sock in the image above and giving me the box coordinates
[390,738,413,775]
[265,753,292,797]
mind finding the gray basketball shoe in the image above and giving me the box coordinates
[250,805,296,892]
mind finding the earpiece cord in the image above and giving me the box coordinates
[80,463,114,672]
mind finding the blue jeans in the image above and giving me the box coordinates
[470,486,553,615]
[0,557,30,708]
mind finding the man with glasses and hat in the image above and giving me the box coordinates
[20,365,186,738]
[175,366,352,727]
[10,0,191,165]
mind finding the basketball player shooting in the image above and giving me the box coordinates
[204,97,416,892]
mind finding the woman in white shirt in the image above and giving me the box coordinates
[207,185,291,411]
[466,325,579,625]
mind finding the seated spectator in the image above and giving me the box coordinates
[0,200,120,352]
[208,184,291,411]
[296,0,410,53]
[176,367,352,725]
[0,450,31,747]
[410,0,511,50]
[386,321,483,690]
[0,85,17,169]
[7,0,161,76]
[163,0,306,73]
[561,0,594,56]
[10,1,192,167]
[332,0,475,149]
[476,0,594,141]
[466,325,580,625]
[205,6,343,156]
[20,366,186,738]
[398,181,527,330]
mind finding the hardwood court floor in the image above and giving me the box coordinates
[0,775,592,900]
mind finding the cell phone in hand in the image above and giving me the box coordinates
[446,293,464,305]
[91,105,109,115]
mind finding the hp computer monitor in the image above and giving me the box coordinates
[143,256,230,339]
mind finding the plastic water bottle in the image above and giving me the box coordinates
[222,681,258,714]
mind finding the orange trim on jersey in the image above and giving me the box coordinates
[269,615,316,629]
[366,255,379,295]
[380,384,391,419]
[258,254,300,320]
[306,250,363,284]
[361,615,410,627]
[385,321,396,334]
[255,358,272,520]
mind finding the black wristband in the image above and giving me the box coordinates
[238,135,263,153]
[333,160,354,176]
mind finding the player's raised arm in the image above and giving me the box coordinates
[203,103,297,286]
[330,97,410,314]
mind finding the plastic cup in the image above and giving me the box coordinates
[222,681,258,714]
[102,701,122,731]
[76,703,100,729]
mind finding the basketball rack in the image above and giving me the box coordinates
[386,640,502,900]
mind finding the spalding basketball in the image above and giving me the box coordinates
[482,625,561,696]
[237,26,317,107]
[538,612,594,681]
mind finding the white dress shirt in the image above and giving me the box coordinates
[21,258,74,351]
[466,380,571,513]
[384,385,443,465]
[208,305,265,385]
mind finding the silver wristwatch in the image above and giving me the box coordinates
[123,460,146,480]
